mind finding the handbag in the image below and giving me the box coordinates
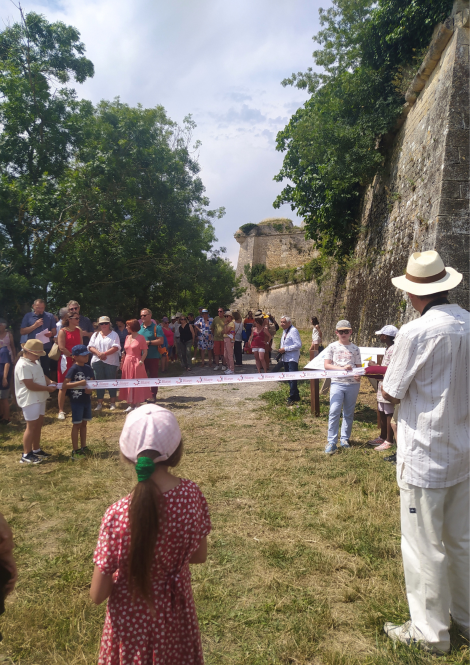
[48,342,61,361]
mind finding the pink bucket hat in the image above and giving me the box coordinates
[119,404,182,464]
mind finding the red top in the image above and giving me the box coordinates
[58,327,82,383]
[94,479,211,665]
[251,327,269,350]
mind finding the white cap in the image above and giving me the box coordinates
[375,325,398,337]
[119,404,181,464]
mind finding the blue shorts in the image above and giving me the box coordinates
[70,401,92,424]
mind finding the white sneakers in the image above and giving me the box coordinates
[109,404,116,411]
[224,369,234,375]
[94,403,103,411]
[57,411,66,421]
[124,406,134,413]
[383,620,449,654]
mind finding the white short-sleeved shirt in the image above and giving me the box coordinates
[88,331,121,366]
[14,356,48,407]
[377,344,395,403]
[383,303,469,489]
[324,341,361,384]
[311,327,321,344]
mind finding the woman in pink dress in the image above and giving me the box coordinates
[119,320,151,411]
[90,405,211,665]
[57,311,83,419]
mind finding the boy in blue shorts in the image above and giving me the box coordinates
[62,344,94,459]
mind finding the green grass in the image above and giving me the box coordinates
[0,367,468,664]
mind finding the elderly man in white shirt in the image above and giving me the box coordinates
[279,315,302,407]
[381,251,469,654]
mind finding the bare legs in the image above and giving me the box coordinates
[23,416,44,454]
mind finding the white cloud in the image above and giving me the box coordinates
[0,0,328,266]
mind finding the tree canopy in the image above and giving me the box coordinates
[0,11,241,330]
[274,0,453,261]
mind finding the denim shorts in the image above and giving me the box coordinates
[0,388,10,399]
[70,401,92,424]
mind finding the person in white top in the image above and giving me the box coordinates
[381,251,469,654]
[88,317,121,412]
[14,339,57,464]
[309,316,322,357]
[323,320,362,454]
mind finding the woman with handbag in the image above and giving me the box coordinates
[88,317,121,411]
[57,311,83,420]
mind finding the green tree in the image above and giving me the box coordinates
[274,0,453,261]
[0,10,94,325]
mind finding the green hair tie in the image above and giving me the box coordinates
[135,457,155,482]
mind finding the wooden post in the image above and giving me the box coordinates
[376,354,384,428]
[309,350,320,416]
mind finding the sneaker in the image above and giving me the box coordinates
[340,440,351,448]
[224,369,234,375]
[109,404,116,411]
[383,453,397,464]
[20,452,42,464]
[221,365,227,372]
[383,620,449,654]
[374,440,393,451]
[57,411,66,421]
[213,365,219,371]
[367,437,384,447]
[33,449,51,458]
[72,449,86,459]
[124,406,134,413]
[94,403,103,411]
[325,443,337,455]
[80,446,91,455]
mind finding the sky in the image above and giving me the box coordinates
[0,0,329,267]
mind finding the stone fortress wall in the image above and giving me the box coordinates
[231,2,469,345]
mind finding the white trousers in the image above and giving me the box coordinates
[400,479,469,651]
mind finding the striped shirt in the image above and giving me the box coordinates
[383,303,469,489]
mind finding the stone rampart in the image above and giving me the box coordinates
[232,5,469,345]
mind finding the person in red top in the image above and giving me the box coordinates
[90,404,211,665]
[57,311,83,420]
[248,316,271,373]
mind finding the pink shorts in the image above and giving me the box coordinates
[378,401,394,414]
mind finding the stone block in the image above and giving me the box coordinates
[439,198,469,214]
[442,162,469,179]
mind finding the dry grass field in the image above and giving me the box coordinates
[0,331,468,664]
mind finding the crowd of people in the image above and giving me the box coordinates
[0,250,468,662]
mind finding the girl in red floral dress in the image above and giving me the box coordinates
[90,404,211,665]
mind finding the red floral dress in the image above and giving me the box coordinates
[93,479,211,665]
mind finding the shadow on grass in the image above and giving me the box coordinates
[158,396,206,404]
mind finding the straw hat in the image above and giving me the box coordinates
[21,339,46,356]
[391,251,462,296]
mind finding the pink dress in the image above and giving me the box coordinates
[93,479,211,665]
[119,334,152,404]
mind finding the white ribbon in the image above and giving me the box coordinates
[56,368,365,389]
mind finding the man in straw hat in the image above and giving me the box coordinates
[380,251,469,653]
[14,340,57,464]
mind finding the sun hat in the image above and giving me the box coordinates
[21,339,46,356]
[201,308,208,313]
[98,316,111,324]
[71,344,89,356]
[224,310,232,316]
[119,404,182,464]
[174,312,183,318]
[162,316,169,322]
[336,320,352,330]
[391,251,462,296]
[375,325,398,337]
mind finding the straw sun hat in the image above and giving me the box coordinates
[391,251,462,296]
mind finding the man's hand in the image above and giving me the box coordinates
[43,330,53,338]
[382,389,400,404]
[34,318,44,329]
[278,348,285,354]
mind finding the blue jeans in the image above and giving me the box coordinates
[283,361,300,401]
[327,382,360,444]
